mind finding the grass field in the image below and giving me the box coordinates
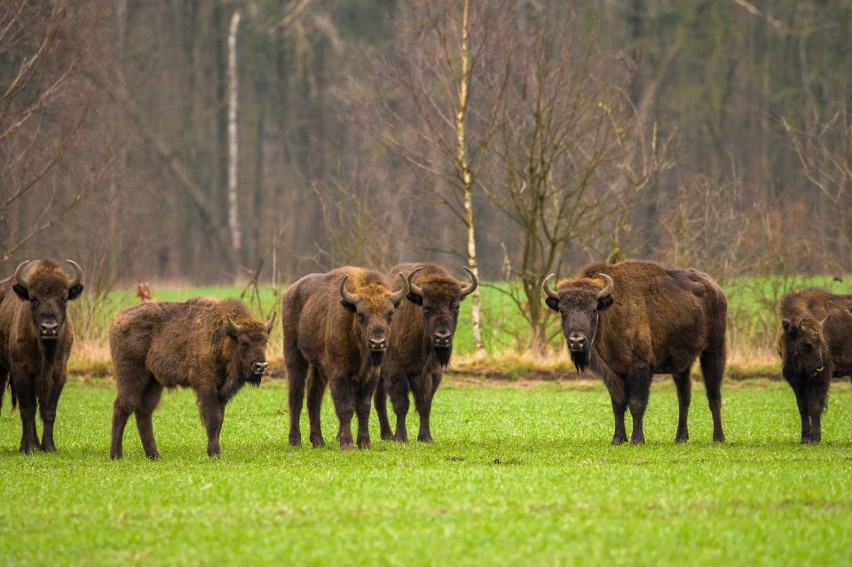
[0,378,849,566]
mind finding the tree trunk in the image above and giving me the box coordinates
[227,10,242,258]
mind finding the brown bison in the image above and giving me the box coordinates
[776,288,852,444]
[283,267,409,451]
[109,297,275,459]
[543,260,727,444]
[374,263,477,442]
[0,259,84,453]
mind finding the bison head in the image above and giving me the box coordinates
[225,312,276,387]
[340,273,409,366]
[406,266,478,367]
[779,315,829,379]
[543,272,614,372]
[13,259,84,343]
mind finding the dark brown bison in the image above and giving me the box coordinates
[283,267,409,451]
[0,259,84,453]
[776,288,852,444]
[543,260,727,444]
[374,263,477,442]
[109,297,275,459]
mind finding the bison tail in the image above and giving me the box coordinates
[0,377,13,415]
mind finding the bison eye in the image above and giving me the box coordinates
[802,342,813,351]
[422,306,430,314]
[387,311,393,323]
[357,313,365,323]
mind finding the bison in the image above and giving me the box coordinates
[109,297,275,459]
[283,267,409,451]
[776,288,852,444]
[0,259,84,453]
[374,263,477,442]
[543,260,727,444]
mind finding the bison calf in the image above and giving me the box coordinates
[283,267,408,451]
[374,263,477,442]
[109,297,275,459]
[0,259,84,453]
[544,260,727,444]
[777,288,852,444]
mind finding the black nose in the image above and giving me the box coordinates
[252,361,268,375]
[39,322,59,337]
[433,331,452,347]
[567,333,587,351]
[369,338,387,350]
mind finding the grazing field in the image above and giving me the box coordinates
[0,378,849,566]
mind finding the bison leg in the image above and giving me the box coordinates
[388,374,411,443]
[286,353,309,447]
[110,397,132,459]
[38,380,65,452]
[14,378,39,455]
[700,346,726,443]
[793,388,812,443]
[355,377,378,450]
[136,381,164,460]
[626,371,652,444]
[672,369,692,443]
[373,378,393,441]
[329,377,356,451]
[197,392,225,458]
[806,378,829,445]
[306,367,327,448]
[411,370,438,443]
[604,375,628,445]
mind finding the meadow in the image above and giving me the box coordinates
[0,378,849,566]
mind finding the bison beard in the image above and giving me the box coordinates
[434,345,452,368]
[569,348,590,373]
[245,371,263,387]
[370,350,384,367]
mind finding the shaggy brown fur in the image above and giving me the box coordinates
[109,297,274,459]
[283,266,408,451]
[545,260,727,444]
[374,263,476,442]
[776,288,852,444]
[0,259,84,453]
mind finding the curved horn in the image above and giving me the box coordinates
[66,259,83,288]
[459,266,478,298]
[406,266,426,298]
[265,311,277,333]
[596,274,614,299]
[339,275,359,305]
[389,272,409,304]
[14,261,30,290]
[542,273,559,299]
[227,313,242,333]
[819,314,830,328]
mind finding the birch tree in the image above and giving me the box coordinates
[227,10,242,256]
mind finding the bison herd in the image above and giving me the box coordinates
[0,257,849,457]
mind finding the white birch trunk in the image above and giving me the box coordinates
[227,10,242,253]
[457,0,484,356]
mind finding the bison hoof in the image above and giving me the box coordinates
[393,431,408,443]
[40,442,57,452]
[289,434,302,447]
[310,434,325,448]
[19,445,35,455]
[611,435,626,445]
[357,439,372,450]
[630,436,645,445]
[339,441,355,451]
[417,433,433,443]
[147,452,162,460]
[380,430,394,441]
[713,432,726,443]
[110,451,123,460]
[675,433,689,443]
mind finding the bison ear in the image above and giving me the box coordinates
[68,284,84,301]
[407,291,423,306]
[340,300,357,314]
[12,284,29,301]
[222,321,237,339]
[597,295,614,311]
[545,297,560,312]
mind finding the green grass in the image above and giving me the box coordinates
[0,378,849,566]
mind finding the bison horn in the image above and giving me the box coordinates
[227,313,242,333]
[459,266,478,298]
[66,259,83,288]
[542,273,559,300]
[597,274,614,299]
[406,266,426,298]
[265,311,277,333]
[819,314,830,328]
[389,272,409,304]
[14,260,30,290]
[339,275,360,305]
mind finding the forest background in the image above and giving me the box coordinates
[1,0,849,363]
